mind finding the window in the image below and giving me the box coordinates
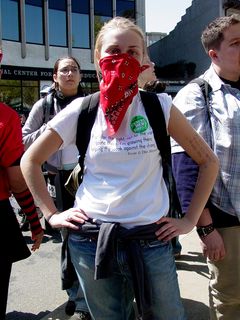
[72,0,90,48]
[94,0,112,39]
[25,0,43,44]
[81,81,99,95]
[49,0,67,46]
[2,0,20,41]
[94,0,112,16]
[94,15,112,40]
[22,80,39,111]
[0,79,39,118]
[116,0,135,19]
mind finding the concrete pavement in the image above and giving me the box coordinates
[6,229,210,320]
[176,231,210,320]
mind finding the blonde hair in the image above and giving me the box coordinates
[94,16,147,80]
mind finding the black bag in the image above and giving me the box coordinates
[64,164,81,197]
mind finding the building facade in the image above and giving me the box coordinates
[0,0,145,115]
[146,31,167,47]
[148,0,240,95]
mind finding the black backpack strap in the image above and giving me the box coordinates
[189,77,213,147]
[42,93,54,124]
[140,90,182,218]
[76,92,100,182]
[139,90,170,166]
[189,77,212,116]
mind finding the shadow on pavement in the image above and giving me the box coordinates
[23,232,62,244]
[6,310,49,320]
[177,251,206,264]
[183,298,210,320]
[175,251,209,279]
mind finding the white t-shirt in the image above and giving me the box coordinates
[49,92,172,228]
[61,145,78,170]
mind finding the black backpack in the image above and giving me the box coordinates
[65,90,182,219]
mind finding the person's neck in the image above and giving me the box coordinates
[60,88,78,97]
[214,65,240,82]
[219,76,240,90]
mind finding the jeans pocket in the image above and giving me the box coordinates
[69,233,91,243]
[141,239,168,248]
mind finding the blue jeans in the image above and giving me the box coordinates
[68,234,186,320]
[67,279,89,312]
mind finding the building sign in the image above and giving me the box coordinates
[1,65,98,82]
[1,65,52,80]
[81,71,98,82]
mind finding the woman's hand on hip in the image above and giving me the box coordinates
[48,208,89,229]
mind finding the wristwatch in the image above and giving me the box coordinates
[196,223,215,238]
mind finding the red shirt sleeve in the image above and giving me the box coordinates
[0,103,24,168]
[0,103,24,199]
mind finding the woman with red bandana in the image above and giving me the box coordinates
[0,49,44,320]
[21,17,219,320]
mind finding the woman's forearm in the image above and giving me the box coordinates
[183,157,218,225]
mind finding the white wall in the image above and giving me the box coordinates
[3,41,95,70]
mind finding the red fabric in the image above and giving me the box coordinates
[14,189,43,237]
[99,53,148,136]
[0,103,24,200]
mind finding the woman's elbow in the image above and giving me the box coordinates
[20,148,42,174]
[201,151,219,176]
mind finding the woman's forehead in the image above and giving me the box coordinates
[103,28,142,44]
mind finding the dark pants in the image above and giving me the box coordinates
[0,258,12,320]
[45,170,74,213]
[0,199,30,319]
[45,171,79,301]
[44,171,75,234]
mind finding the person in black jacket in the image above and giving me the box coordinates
[22,56,91,319]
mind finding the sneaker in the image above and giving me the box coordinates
[65,300,76,316]
[70,311,91,320]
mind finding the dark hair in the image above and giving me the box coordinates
[201,14,240,53]
[143,79,166,93]
[53,56,81,74]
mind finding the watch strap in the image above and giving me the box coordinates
[197,223,215,238]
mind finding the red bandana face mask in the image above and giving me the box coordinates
[99,53,149,136]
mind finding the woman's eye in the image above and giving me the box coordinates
[110,48,120,54]
[105,47,120,55]
[231,41,240,47]
[128,50,138,57]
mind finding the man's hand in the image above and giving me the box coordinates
[199,229,225,261]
